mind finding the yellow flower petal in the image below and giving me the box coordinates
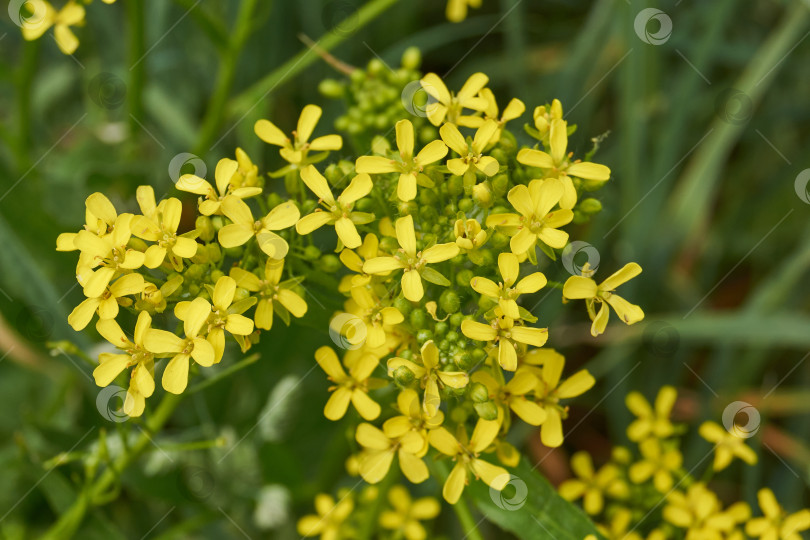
[422,242,459,263]
[401,269,424,302]
[93,353,130,387]
[360,449,394,484]
[339,173,373,205]
[415,140,448,166]
[309,134,342,151]
[363,256,404,274]
[563,276,598,299]
[300,165,334,203]
[470,419,500,452]
[549,119,568,165]
[567,161,610,181]
[395,215,416,255]
[335,217,361,249]
[162,353,190,394]
[352,389,381,420]
[397,173,417,202]
[254,118,288,147]
[604,294,644,325]
[461,320,497,342]
[355,156,398,174]
[443,463,467,504]
[324,387,351,420]
[356,423,390,450]
[541,408,563,447]
[297,104,321,143]
[557,370,595,398]
[399,449,429,484]
[277,289,307,318]
[517,148,554,169]
[439,123,468,156]
[221,195,254,226]
[471,277,500,298]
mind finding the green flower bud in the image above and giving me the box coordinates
[186,263,206,281]
[478,294,496,310]
[416,329,433,344]
[458,198,473,213]
[320,254,341,273]
[129,237,149,252]
[409,308,428,330]
[439,289,461,314]
[448,386,467,397]
[497,129,517,153]
[455,351,474,370]
[193,215,214,242]
[447,175,464,196]
[234,287,250,301]
[472,183,492,208]
[446,330,459,343]
[434,321,448,336]
[350,69,366,84]
[438,339,450,351]
[581,178,606,192]
[210,270,225,282]
[335,116,350,131]
[206,243,222,263]
[399,349,413,360]
[449,312,464,327]
[188,283,201,296]
[318,79,345,98]
[477,249,495,267]
[456,269,474,288]
[267,192,283,209]
[471,348,487,363]
[572,210,588,225]
[450,406,469,425]
[579,197,603,214]
[397,201,417,216]
[380,236,399,253]
[303,245,321,261]
[492,174,509,197]
[393,365,415,386]
[470,382,490,403]
[401,46,421,70]
[324,163,342,184]
[211,215,225,231]
[489,148,507,166]
[474,401,499,421]
[301,199,317,214]
[419,205,438,223]
[355,198,373,212]
[490,232,509,249]
[462,171,477,195]
[393,296,413,317]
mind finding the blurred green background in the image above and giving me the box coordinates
[1,0,809,537]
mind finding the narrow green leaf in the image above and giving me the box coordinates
[420,267,451,286]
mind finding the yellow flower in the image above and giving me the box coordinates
[471,369,546,426]
[629,438,682,492]
[534,352,595,447]
[486,179,572,256]
[296,165,374,249]
[467,88,526,142]
[362,215,459,302]
[699,421,757,471]
[454,218,487,252]
[596,508,643,540]
[461,308,548,371]
[382,389,444,456]
[379,485,440,540]
[217,195,299,258]
[255,104,342,166]
[533,99,564,142]
[21,0,84,54]
[471,252,547,320]
[344,286,404,349]
[625,385,677,442]
[231,147,260,188]
[747,488,810,540]
[57,192,120,255]
[143,297,215,394]
[131,190,199,270]
[297,492,354,539]
[558,452,628,515]
[420,72,489,127]
[314,346,381,421]
[92,311,155,417]
[446,0,481,23]
[355,119,448,201]
[440,121,500,177]
[517,118,611,209]
[664,484,750,538]
[338,233,379,292]
[563,262,644,337]
[68,273,144,331]
[197,276,255,362]
[387,340,468,417]
[176,157,262,215]
[428,419,509,504]
[74,214,145,297]
[230,258,307,330]
[355,423,428,484]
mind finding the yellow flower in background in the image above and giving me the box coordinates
[68,273,144,331]
[217,195,299,258]
[625,385,677,442]
[255,104,342,166]
[231,147,260,188]
[440,120,500,177]
[379,485,440,540]
[363,215,459,302]
[338,233,379,292]
[355,423,428,484]
[420,72,489,127]
[461,307,548,371]
[355,119,448,202]
[344,286,404,348]
[629,438,682,492]
[699,421,757,471]
[130,190,198,270]
[533,99,564,141]
[230,258,307,330]
[534,352,595,447]
[143,297,215,394]
[487,179,572,256]
[387,340,468,417]
[429,419,509,504]
[472,369,546,426]
[92,312,155,417]
[471,252,546,320]
[558,452,627,515]
[176,157,262,215]
[467,88,526,142]
[747,488,810,540]
[296,165,374,249]
[315,346,381,421]
[383,389,444,455]
[664,483,750,538]
[446,0,481,23]
[199,276,255,362]
[517,118,611,209]
[563,262,644,337]
[298,492,354,539]
[20,0,85,54]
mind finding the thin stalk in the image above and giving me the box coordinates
[126,0,145,136]
[429,460,485,540]
[186,353,260,395]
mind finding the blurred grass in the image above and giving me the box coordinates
[1,0,810,537]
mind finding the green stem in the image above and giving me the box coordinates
[186,353,260,395]
[227,0,399,118]
[194,0,261,154]
[126,0,145,136]
[356,465,399,540]
[14,38,40,171]
[429,460,485,540]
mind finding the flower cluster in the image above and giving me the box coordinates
[564,386,810,540]
[18,0,115,55]
[58,49,644,538]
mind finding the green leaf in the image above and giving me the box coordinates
[420,267,451,286]
[467,458,603,540]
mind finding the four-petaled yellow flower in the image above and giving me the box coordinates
[471,252,546,320]
[68,273,144,331]
[131,195,199,271]
[625,385,677,442]
[338,233,379,292]
[420,72,489,127]
[176,157,262,215]
[297,492,354,539]
[629,438,682,492]
[440,120,499,177]
[461,307,548,371]
[467,88,526,143]
[21,0,85,54]
[363,215,459,302]
[699,421,757,471]
[218,195,299,258]
[454,218,487,252]
[664,483,750,538]
[471,369,546,425]
[355,423,428,484]
[315,346,381,421]
[198,276,255,362]
[383,389,444,455]
[747,488,810,540]
[344,286,403,349]
[534,352,595,447]
[355,119,448,201]
[379,486,440,540]
[255,105,342,166]
[563,262,645,337]
[230,258,307,330]
[558,451,628,515]
[296,165,374,249]
[429,419,509,504]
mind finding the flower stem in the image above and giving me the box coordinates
[126,0,145,137]
[429,460,485,540]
